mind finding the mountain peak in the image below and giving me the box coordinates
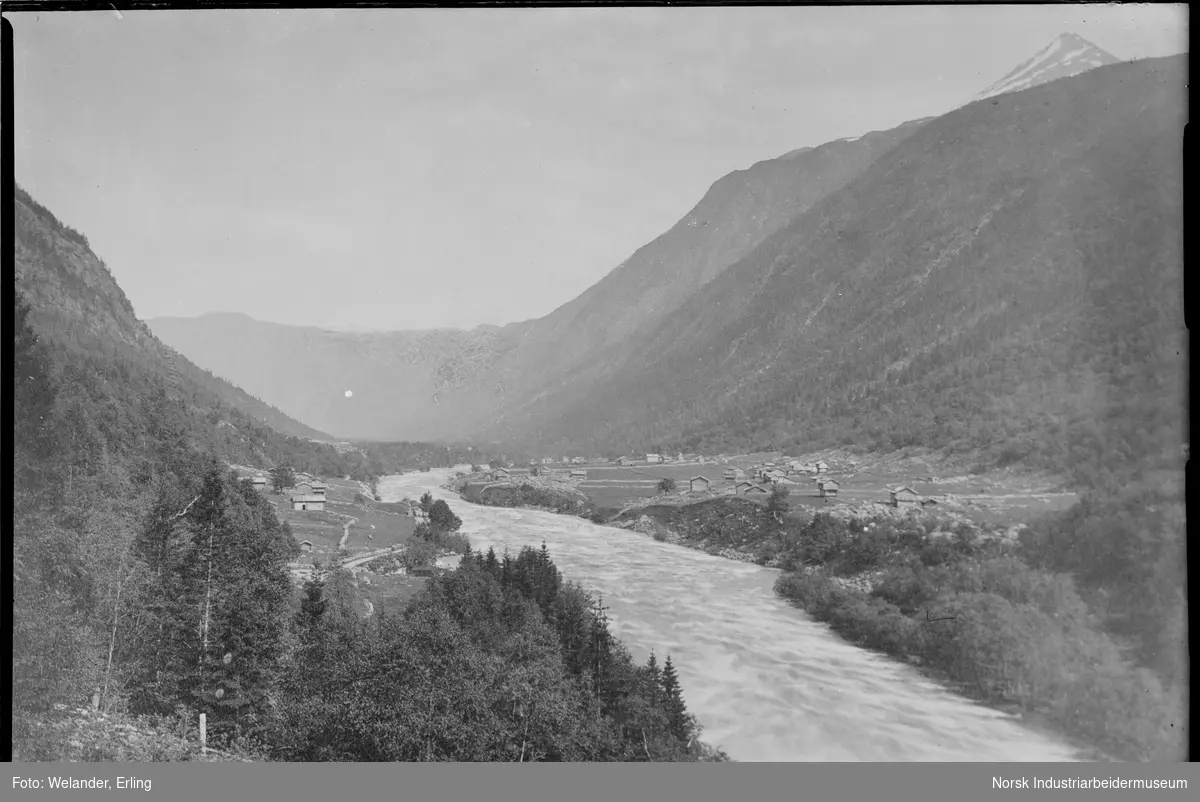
[973,33,1121,103]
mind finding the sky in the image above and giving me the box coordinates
[10,5,1188,332]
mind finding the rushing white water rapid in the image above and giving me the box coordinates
[380,470,1081,762]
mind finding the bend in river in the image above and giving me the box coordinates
[380,470,1081,762]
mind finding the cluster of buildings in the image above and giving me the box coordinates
[484,465,590,483]
[289,475,328,512]
[249,471,328,512]
[627,452,709,465]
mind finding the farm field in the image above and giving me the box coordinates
[573,450,1080,528]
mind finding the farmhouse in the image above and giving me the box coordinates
[311,481,327,497]
[291,495,326,512]
[818,479,840,499]
[570,469,588,480]
[293,482,315,497]
[645,453,663,464]
[689,476,711,493]
[890,487,922,509]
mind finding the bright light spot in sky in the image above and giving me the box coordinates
[344,390,353,398]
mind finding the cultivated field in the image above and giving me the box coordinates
[568,450,1079,527]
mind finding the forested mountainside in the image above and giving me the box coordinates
[15,187,334,442]
[12,189,719,762]
[493,55,1187,490]
[150,117,932,441]
[12,185,508,479]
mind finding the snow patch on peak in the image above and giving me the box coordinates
[971,33,1120,104]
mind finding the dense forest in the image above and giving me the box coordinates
[13,290,719,761]
[276,545,723,761]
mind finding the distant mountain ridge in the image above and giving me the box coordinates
[151,116,935,440]
[13,185,340,447]
[972,33,1121,102]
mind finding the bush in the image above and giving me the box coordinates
[404,539,438,568]
[776,554,1187,761]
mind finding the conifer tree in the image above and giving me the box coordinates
[660,655,690,742]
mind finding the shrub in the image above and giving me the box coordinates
[404,540,438,568]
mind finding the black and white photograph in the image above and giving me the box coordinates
[7,2,1189,771]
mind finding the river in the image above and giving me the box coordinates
[379,469,1081,762]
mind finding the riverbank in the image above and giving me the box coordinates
[625,494,1183,762]
[438,486,1181,762]
[384,470,1087,762]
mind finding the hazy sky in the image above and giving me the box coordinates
[10,5,1188,331]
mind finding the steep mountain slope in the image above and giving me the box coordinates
[494,55,1187,486]
[486,118,934,374]
[12,186,374,473]
[150,118,932,440]
[972,33,1121,102]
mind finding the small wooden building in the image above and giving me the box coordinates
[570,469,588,480]
[616,457,634,466]
[814,461,829,474]
[251,476,268,491]
[891,486,922,509]
[689,475,711,493]
[298,540,314,553]
[645,453,663,464]
[738,482,768,496]
[311,481,327,497]
[491,467,511,482]
[293,482,315,497]
[818,479,840,499]
[722,467,745,482]
[291,495,326,512]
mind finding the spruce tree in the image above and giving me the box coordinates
[660,655,690,742]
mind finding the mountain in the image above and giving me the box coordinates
[490,55,1187,486]
[147,313,506,442]
[12,185,381,475]
[150,117,933,440]
[972,33,1121,102]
